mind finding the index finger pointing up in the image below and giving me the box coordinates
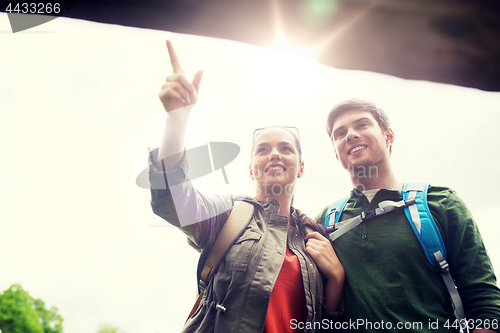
[166,40,183,73]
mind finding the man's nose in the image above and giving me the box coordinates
[346,129,360,142]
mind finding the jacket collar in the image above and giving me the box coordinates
[240,196,299,225]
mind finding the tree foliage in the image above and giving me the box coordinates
[33,298,63,333]
[97,324,126,333]
[0,284,43,333]
[0,284,64,333]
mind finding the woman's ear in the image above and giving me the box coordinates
[249,164,255,180]
[297,162,305,178]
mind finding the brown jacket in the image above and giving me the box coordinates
[149,149,332,332]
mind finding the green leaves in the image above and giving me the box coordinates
[0,284,125,333]
[0,284,63,333]
[0,284,44,333]
[33,299,63,333]
[97,324,126,333]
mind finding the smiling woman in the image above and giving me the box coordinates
[148,41,345,332]
[250,126,303,199]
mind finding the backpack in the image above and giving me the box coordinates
[324,182,469,333]
[186,201,255,321]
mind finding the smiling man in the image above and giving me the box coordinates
[315,98,500,333]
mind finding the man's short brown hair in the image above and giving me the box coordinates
[325,98,391,139]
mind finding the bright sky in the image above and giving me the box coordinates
[1,13,499,333]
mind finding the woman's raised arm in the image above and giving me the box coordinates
[157,40,203,171]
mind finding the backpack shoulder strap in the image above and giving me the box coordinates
[200,201,254,285]
[324,197,349,228]
[187,201,254,321]
[402,182,468,331]
[402,182,446,266]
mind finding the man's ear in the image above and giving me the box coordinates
[249,164,255,180]
[297,162,305,178]
[331,139,340,161]
[384,128,395,147]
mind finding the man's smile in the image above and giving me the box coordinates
[348,145,367,155]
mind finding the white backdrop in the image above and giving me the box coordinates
[1,14,499,333]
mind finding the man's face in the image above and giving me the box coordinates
[330,109,394,171]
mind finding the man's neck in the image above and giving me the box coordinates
[350,163,401,191]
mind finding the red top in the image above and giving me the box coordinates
[264,249,308,332]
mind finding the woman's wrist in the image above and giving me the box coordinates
[158,105,195,170]
[325,262,345,284]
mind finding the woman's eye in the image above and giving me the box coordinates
[282,146,292,152]
[257,148,267,153]
[359,123,368,128]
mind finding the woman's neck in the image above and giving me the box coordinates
[255,189,293,220]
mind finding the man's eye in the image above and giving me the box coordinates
[335,132,346,140]
[257,148,267,153]
[359,123,368,128]
[282,146,292,152]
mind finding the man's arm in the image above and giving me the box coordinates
[436,188,500,333]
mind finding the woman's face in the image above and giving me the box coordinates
[249,127,304,198]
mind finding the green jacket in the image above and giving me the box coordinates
[149,149,332,332]
[316,186,500,333]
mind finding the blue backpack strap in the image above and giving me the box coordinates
[402,182,468,332]
[324,197,349,229]
[402,182,446,266]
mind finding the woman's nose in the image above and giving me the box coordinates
[269,147,281,160]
